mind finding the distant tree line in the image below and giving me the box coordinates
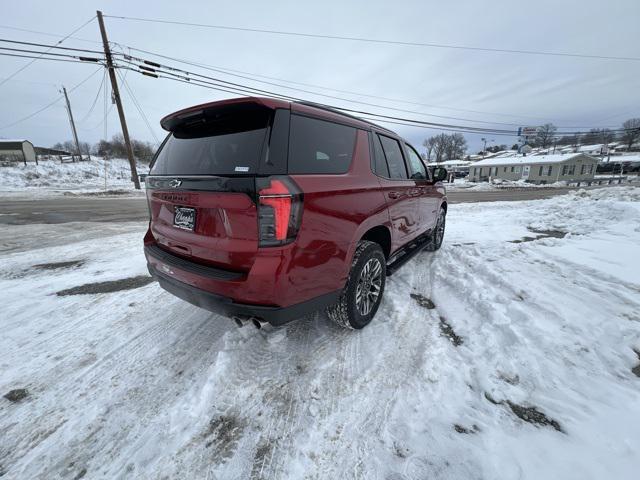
[519,118,640,150]
[52,134,156,162]
[422,117,640,159]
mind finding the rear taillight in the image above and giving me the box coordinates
[257,176,303,247]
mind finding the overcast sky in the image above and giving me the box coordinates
[1,0,639,154]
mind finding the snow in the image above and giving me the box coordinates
[445,177,579,190]
[0,157,148,196]
[1,187,640,479]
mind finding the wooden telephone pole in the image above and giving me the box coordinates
[61,86,82,161]
[96,10,140,189]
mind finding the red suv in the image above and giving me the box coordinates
[144,97,447,329]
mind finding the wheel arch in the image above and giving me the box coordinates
[359,225,392,260]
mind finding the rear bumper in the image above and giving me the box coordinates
[145,246,340,325]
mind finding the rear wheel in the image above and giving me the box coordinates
[425,208,446,251]
[327,240,386,329]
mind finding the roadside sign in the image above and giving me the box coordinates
[519,126,539,137]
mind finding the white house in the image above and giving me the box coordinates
[468,153,598,184]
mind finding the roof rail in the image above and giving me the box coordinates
[294,100,395,134]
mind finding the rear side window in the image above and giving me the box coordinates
[405,144,428,180]
[379,135,407,179]
[371,132,390,177]
[151,107,270,175]
[288,115,357,174]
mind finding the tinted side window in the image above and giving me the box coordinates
[405,144,428,180]
[288,115,357,174]
[371,132,390,177]
[379,135,407,179]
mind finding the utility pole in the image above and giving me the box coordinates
[62,86,82,161]
[96,10,140,189]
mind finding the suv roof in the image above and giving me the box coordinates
[160,96,396,135]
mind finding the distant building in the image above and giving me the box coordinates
[0,139,37,164]
[468,153,598,184]
[427,159,471,177]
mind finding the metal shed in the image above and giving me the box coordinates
[0,139,37,164]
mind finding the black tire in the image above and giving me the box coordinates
[326,240,386,330]
[425,208,446,252]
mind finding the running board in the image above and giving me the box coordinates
[386,232,432,276]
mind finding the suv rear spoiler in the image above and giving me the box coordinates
[160,97,290,132]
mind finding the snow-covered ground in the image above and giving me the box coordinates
[447,176,637,191]
[1,187,640,479]
[0,158,148,198]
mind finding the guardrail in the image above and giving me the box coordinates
[570,176,628,187]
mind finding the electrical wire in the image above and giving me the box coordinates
[113,43,595,125]
[0,38,104,55]
[116,63,520,135]
[116,68,160,144]
[114,53,528,128]
[0,45,101,62]
[0,23,98,44]
[113,46,627,131]
[115,56,635,137]
[0,15,96,87]
[0,51,102,64]
[78,69,106,123]
[103,14,640,62]
[0,67,103,130]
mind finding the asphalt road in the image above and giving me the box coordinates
[0,185,614,225]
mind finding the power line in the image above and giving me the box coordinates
[115,56,519,134]
[116,62,520,135]
[0,16,96,87]
[118,52,633,136]
[116,68,160,144]
[0,37,104,55]
[0,46,102,62]
[103,14,640,62]
[78,69,106,123]
[115,52,529,128]
[113,44,625,130]
[0,24,98,44]
[114,43,600,125]
[0,67,102,130]
[118,57,635,137]
[0,51,101,64]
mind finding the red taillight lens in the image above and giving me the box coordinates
[257,176,302,247]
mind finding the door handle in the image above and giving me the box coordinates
[388,191,400,199]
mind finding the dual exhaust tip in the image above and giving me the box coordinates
[232,315,269,330]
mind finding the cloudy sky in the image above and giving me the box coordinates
[1,0,639,154]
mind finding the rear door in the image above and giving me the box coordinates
[404,143,439,231]
[146,103,284,272]
[372,133,422,247]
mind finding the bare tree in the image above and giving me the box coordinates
[423,137,437,161]
[424,133,467,162]
[535,123,557,148]
[621,118,640,150]
[431,134,447,163]
[444,133,467,160]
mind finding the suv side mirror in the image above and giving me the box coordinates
[139,173,148,183]
[431,167,447,183]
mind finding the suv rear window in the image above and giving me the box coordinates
[151,108,271,175]
[288,115,357,174]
